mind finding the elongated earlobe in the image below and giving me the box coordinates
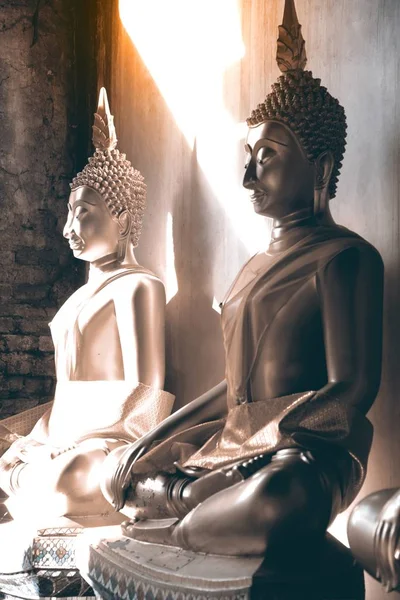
[117,210,132,262]
[314,151,334,217]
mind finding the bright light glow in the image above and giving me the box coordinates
[6,489,68,528]
[212,296,221,314]
[119,0,245,148]
[165,212,178,304]
[328,512,349,547]
[119,0,271,260]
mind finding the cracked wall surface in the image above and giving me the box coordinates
[0,0,86,417]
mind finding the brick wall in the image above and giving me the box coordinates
[0,0,97,418]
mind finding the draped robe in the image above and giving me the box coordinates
[0,267,174,492]
[132,227,377,510]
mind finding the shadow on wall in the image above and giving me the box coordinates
[165,143,227,410]
[116,28,243,407]
[115,0,272,408]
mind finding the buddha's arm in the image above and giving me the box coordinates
[114,275,166,388]
[102,380,227,509]
[316,244,384,413]
[145,379,228,439]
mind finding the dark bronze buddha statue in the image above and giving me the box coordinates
[101,0,384,556]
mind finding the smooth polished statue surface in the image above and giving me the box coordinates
[0,88,174,528]
[101,0,384,557]
[348,488,400,592]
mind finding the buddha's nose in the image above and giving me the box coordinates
[63,216,73,239]
[243,160,257,189]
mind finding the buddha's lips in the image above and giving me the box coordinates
[69,240,84,250]
[250,191,267,203]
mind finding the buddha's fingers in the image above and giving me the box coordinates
[108,442,149,510]
[376,520,396,591]
[375,521,388,584]
[388,522,400,590]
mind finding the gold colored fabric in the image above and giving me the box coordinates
[0,403,52,438]
[133,390,372,508]
[0,403,53,455]
[49,381,175,446]
[0,382,175,490]
[50,266,156,381]
[46,381,175,446]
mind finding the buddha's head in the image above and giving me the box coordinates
[64,88,146,263]
[243,0,347,221]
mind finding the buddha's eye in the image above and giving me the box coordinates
[74,206,87,220]
[257,147,275,165]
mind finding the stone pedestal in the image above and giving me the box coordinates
[77,531,365,600]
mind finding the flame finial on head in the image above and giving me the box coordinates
[92,87,118,151]
[276,0,307,73]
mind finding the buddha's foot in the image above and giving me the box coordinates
[122,517,180,547]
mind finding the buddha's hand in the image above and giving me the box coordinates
[375,489,400,592]
[100,436,150,511]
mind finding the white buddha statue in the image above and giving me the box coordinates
[0,88,174,528]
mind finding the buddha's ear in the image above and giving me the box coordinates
[117,210,132,238]
[314,151,334,191]
[314,151,334,218]
[116,210,132,262]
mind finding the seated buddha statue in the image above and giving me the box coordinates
[0,88,174,527]
[101,0,384,557]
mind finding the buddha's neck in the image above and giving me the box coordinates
[268,207,317,255]
[88,245,138,281]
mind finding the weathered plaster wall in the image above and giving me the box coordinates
[0,0,93,417]
[107,1,400,598]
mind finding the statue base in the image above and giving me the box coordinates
[76,529,365,600]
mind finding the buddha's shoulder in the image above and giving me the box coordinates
[108,266,165,299]
[318,226,384,277]
[322,226,383,263]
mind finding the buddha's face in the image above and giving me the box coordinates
[63,186,120,262]
[243,120,315,219]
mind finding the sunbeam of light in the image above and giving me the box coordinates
[328,512,349,547]
[119,0,271,261]
[212,296,222,315]
[165,212,178,304]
